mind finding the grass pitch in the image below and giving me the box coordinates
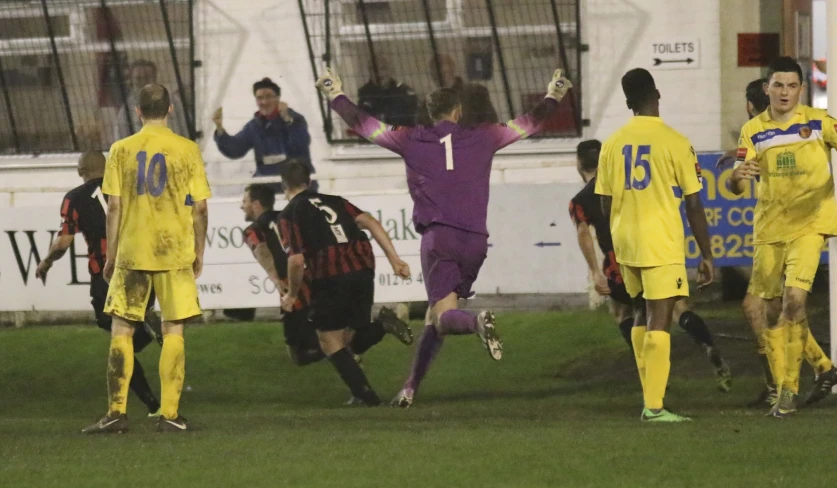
[1,307,835,488]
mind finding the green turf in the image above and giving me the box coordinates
[1,309,835,488]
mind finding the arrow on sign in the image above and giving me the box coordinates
[535,242,561,248]
[653,58,694,66]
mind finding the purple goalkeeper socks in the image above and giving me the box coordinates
[404,324,444,392]
[439,309,478,335]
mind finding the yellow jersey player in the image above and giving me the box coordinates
[82,83,211,434]
[720,78,837,408]
[596,68,714,422]
[730,57,837,417]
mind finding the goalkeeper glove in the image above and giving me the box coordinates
[546,69,573,101]
[315,67,344,101]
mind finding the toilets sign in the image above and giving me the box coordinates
[651,39,701,70]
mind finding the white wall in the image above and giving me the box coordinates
[814,0,826,59]
[719,0,768,150]
[0,0,724,204]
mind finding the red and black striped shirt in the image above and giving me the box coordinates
[59,178,107,276]
[244,210,311,310]
[569,176,623,283]
[278,190,375,281]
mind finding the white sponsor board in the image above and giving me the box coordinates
[0,184,587,312]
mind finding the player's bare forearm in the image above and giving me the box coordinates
[600,195,612,223]
[286,254,305,297]
[684,193,712,259]
[726,172,748,195]
[36,234,74,279]
[192,200,208,257]
[253,243,281,287]
[44,235,74,265]
[729,160,758,195]
[105,196,122,261]
[356,212,399,260]
[575,223,601,274]
[728,178,747,195]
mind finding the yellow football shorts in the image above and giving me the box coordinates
[620,263,689,300]
[748,234,824,299]
[104,267,201,322]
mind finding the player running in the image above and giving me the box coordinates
[317,66,572,408]
[730,57,837,417]
[570,140,731,392]
[241,183,413,371]
[278,162,412,406]
[596,68,714,422]
[36,151,163,418]
[82,83,211,433]
[718,78,837,408]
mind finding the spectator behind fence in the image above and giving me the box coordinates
[114,59,188,142]
[431,53,464,90]
[358,56,418,127]
[213,78,316,191]
[418,54,498,127]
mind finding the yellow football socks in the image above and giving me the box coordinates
[107,335,134,416]
[803,327,833,375]
[642,330,670,411]
[783,320,808,394]
[765,323,787,392]
[159,334,186,420]
[630,326,647,394]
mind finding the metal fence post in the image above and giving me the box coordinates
[41,0,79,151]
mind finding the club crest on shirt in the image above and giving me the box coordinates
[799,125,812,139]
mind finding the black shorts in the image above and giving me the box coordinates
[608,279,633,306]
[603,251,632,307]
[282,308,319,349]
[90,274,155,353]
[309,270,374,332]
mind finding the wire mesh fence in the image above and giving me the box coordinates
[0,0,195,155]
[299,0,583,143]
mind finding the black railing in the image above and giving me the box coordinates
[299,0,583,143]
[0,0,196,155]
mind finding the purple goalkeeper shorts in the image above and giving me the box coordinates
[420,224,488,305]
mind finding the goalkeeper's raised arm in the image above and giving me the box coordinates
[317,67,412,155]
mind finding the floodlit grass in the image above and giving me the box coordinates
[1,308,834,488]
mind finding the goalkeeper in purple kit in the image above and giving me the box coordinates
[317,67,573,407]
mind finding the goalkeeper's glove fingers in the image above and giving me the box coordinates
[315,67,344,100]
[546,68,573,101]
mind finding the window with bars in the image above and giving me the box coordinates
[299,0,583,144]
[0,0,196,155]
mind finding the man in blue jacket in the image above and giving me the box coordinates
[213,77,316,191]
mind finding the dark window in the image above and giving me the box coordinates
[0,0,196,155]
[299,0,583,143]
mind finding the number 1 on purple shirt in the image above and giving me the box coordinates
[440,134,454,171]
